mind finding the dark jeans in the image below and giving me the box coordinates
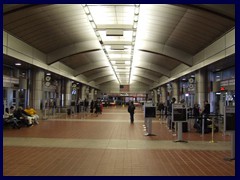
[130,113,134,123]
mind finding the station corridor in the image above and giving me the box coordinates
[3,106,235,176]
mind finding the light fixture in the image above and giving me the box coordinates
[15,63,21,66]
[83,4,140,85]
[129,4,140,84]
[83,6,90,14]
[90,21,96,29]
[134,6,140,14]
[88,14,93,21]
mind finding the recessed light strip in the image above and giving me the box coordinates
[82,4,120,84]
[129,4,140,84]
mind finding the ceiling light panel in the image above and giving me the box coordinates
[108,54,131,59]
[98,31,132,41]
[88,5,135,25]
[85,4,139,85]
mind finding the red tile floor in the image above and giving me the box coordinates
[3,106,235,176]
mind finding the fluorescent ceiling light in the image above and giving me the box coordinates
[89,5,135,25]
[84,6,90,14]
[88,15,93,21]
[90,21,96,28]
[135,7,140,14]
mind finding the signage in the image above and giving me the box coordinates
[224,106,235,131]
[220,87,226,91]
[172,103,187,122]
[220,79,235,87]
[145,107,156,118]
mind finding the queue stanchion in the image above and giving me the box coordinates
[172,122,176,136]
[53,107,56,117]
[224,106,235,161]
[42,108,48,120]
[201,115,205,137]
[209,117,215,143]
[224,131,235,161]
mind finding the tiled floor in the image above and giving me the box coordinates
[3,106,235,176]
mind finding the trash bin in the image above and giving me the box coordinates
[67,108,71,115]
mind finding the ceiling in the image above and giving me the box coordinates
[3,4,235,88]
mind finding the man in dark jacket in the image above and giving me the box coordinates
[202,100,210,116]
[128,101,135,123]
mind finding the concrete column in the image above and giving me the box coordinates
[172,81,179,103]
[195,69,207,110]
[32,70,44,111]
[90,89,95,101]
[56,80,61,107]
[7,88,13,107]
[81,85,86,100]
[153,89,157,105]
[94,90,99,99]
[65,80,72,107]
[160,86,167,103]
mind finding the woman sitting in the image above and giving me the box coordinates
[24,106,39,125]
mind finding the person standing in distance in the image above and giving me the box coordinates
[128,101,136,124]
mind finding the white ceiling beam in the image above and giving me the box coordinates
[87,70,113,82]
[134,62,171,77]
[131,76,153,85]
[136,41,193,66]
[47,40,102,65]
[74,61,109,76]
[133,70,160,82]
[94,75,116,85]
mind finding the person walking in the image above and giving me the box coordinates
[128,101,135,124]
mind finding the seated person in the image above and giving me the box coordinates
[3,108,21,129]
[13,106,33,127]
[24,106,39,124]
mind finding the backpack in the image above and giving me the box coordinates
[128,105,135,113]
[128,106,131,113]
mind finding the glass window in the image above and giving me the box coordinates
[222,67,235,80]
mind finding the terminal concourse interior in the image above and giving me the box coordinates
[3,4,235,176]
